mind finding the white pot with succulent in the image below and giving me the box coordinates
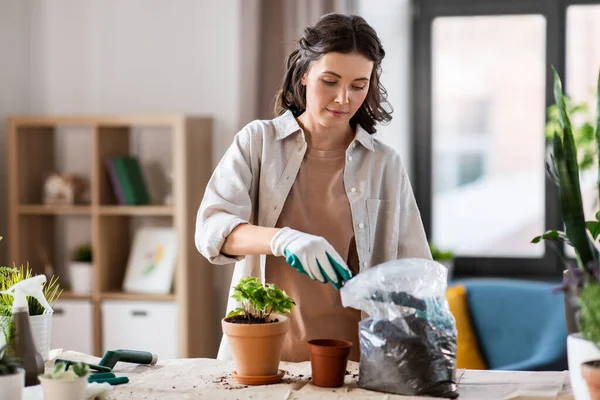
[69,243,93,294]
[0,345,24,399]
[38,360,89,400]
[0,259,63,361]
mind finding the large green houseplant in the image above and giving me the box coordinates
[531,67,600,399]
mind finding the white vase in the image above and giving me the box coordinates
[568,333,600,400]
[0,368,24,400]
[70,262,93,294]
[38,375,88,400]
[0,313,52,361]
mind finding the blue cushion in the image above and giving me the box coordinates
[454,278,568,371]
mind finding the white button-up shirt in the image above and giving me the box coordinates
[195,110,431,358]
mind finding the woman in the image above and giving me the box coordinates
[195,13,431,362]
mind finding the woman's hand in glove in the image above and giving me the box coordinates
[270,227,352,289]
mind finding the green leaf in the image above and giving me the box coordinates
[531,230,573,246]
[595,69,600,209]
[579,282,600,345]
[552,68,598,267]
[52,361,67,378]
[227,308,246,318]
[587,222,600,241]
[72,362,89,378]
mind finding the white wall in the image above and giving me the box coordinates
[0,1,33,264]
[356,0,413,175]
[0,0,246,355]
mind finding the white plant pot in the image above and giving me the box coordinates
[70,262,93,294]
[0,313,52,362]
[38,375,88,400]
[568,333,600,400]
[0,368,24,400]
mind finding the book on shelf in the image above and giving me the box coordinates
[105,156,150,205]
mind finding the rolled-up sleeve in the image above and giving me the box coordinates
[195,126,256,265]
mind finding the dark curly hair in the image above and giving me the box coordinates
[273,13,392,134]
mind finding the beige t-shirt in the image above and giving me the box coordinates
[265,145,362,362]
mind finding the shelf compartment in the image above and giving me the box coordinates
[18,205,92,215]
[11,125,56,204]
[58,291,93,301]
[94,126,131,205]
[13,215,55,275]
[101,291,176,302]
[97,206,173,216]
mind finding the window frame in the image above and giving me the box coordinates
[411,0,600,279]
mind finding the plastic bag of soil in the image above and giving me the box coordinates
[340,258,458,398]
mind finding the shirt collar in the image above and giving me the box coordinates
[274,109,375,152]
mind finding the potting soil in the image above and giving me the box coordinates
[358,312,458,398]
[339,259,458,399]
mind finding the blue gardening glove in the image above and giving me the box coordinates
[270,227,352,289]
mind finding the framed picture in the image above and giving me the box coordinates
[122,227,177,294]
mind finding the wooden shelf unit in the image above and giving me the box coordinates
[6,115,215,358]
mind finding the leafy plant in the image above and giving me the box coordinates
[71,243,92,263]
[429,242,454,262]
[532,67,600,345]
[0,262,63,345]
[545,96,597,171]
[227,277,296,323]
[0,345,21,376]
[44,361,89,380]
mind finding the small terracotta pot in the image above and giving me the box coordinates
[308,339,352,388]
[222,315,289,377]
[582,360,600,400]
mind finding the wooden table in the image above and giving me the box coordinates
[40,350,574,400]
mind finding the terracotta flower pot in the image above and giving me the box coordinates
[582,360,600,400]
[221,315,289,377]
[308,339,352,388]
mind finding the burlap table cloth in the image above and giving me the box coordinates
[44,350,573,400]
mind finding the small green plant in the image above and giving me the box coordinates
[71,243,92,263]
[0,255,63,344]
[227,277,296,323]
[0,345,21,376]
[429,242,454,262]
[44,361,89,380]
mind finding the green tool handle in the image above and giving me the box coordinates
[56,359,112,373]
[117,350,157,365]
[88,372,116,381]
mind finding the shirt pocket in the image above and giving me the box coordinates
[366,199,399,256]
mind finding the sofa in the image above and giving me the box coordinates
[447,278,568,371]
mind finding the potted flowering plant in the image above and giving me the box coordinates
[222,277,295,383]
[532,67,599,399]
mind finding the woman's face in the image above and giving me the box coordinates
[301,52,373,130]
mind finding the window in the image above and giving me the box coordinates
[412,0,600,277]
